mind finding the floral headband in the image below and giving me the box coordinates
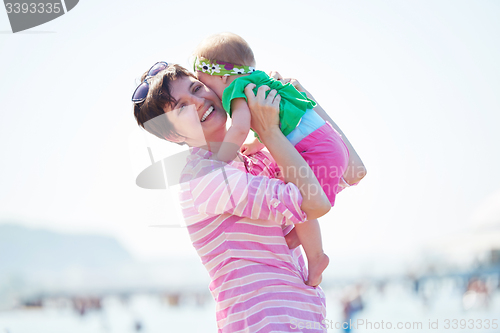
[194,57,256,76]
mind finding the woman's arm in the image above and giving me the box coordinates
[184,159,310,226]
[244,84,331,220]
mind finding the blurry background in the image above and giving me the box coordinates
[1,0,499,332]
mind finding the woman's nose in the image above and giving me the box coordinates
[190,95,205,110]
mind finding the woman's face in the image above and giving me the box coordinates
[164,75,227,148]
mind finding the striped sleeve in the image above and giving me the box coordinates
[184,160,307,226]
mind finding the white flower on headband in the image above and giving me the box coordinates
[248,67,256,73]
[211,64,220,74]
[232,67,246,75]
[200,62,210,73]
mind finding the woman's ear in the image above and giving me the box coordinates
[221,76,228,85]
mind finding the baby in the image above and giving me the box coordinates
[193,32,350,287]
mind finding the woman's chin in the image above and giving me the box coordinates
[201,108,227,141]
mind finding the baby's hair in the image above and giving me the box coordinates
[194,32,256,67]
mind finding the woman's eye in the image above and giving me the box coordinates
[179,105,186,112]
[194,85,201,92]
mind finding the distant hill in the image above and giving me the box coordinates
[0,223,214,310]
[0,223,210,297]
[0,223,133,274]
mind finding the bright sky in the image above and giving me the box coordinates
[1,0,499,276]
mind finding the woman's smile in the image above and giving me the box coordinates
[200,106,214,122]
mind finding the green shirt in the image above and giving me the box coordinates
[222,70,316,138]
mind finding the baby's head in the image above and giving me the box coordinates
[193,32,256,98]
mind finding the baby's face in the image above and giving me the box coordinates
[196,72,225,100]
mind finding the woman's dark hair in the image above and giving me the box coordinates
[133,64,196,145]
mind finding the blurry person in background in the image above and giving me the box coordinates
[463,277,490,310]
[340,283,365,333]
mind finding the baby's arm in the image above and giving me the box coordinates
[216,98,251,163]
[241,137,265,156]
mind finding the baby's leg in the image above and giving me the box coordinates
[294,219,329,287]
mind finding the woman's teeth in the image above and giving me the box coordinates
[201,106,214,122]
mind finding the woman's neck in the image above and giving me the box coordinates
[188,133,227,153]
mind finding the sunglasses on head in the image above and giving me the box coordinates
[131,61,168,104]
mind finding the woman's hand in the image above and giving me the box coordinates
[284,227,301,249]
[268,70,284,81]
[268,71,310,97]
[244,84,281,138]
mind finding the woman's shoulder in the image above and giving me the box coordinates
[180,147,224,182]
[179,148,281,183]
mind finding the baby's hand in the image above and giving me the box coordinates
[240,141,265,156]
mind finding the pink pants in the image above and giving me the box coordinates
[294,122,349,206]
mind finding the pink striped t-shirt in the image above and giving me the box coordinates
[178,147,327,333]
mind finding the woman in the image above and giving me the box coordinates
[132,62,365,332]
